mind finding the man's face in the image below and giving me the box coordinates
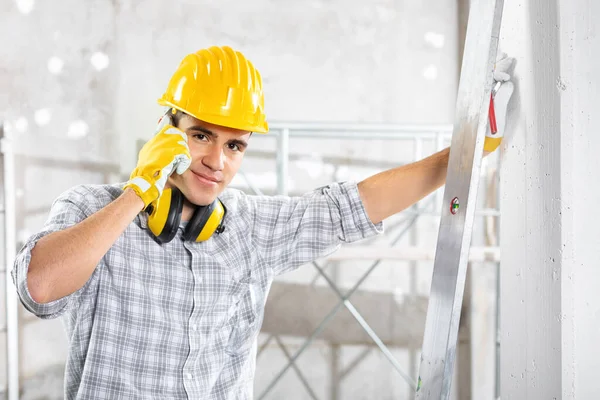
[168,114,251,206]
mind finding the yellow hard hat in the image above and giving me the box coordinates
[158,46,268,133]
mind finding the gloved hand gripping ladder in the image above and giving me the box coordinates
[415,0,506,398]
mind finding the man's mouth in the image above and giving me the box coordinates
[192,171,220,185]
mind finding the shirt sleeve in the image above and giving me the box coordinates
[10,185,104,319]
[244,181,384,276]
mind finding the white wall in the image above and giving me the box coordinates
[567,4,600,397]
[500,0,600,398]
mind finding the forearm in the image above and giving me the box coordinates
[27,188,145,303]
[358,147,450,224]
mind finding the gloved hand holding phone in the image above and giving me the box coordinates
[124,111,191,207]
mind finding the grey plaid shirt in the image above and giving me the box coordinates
[12,181,383,399]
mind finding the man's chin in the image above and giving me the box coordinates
[182,190,221,207]
[169,178,224,206]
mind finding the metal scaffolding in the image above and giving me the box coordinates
[1,123,19,400]
[243,123,501,399]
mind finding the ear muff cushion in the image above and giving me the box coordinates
[196,201,226,242]
[147,187,184,243]
[182,202,214,242]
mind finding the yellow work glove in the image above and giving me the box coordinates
[124,114,191,207]
[484,53,515,153]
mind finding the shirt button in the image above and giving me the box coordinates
[186,373,193,380]
[192,324,198,331]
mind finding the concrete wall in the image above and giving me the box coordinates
[565,4,600,396]
[500,0,600,398]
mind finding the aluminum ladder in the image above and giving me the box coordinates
[415,0,505,398]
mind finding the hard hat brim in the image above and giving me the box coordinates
[158,98,268,134]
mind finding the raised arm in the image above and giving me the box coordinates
[358,54,515,224]
[26,188,144,304]
[357,147,450,224]
[19,117,191,306]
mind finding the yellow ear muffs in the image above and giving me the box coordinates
[146,187,184,243]
[182,199,227,242]
[145,187,226,243]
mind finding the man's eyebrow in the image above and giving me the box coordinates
[187,126,216,137]
[229,138,248,149]
[187,125,249,149]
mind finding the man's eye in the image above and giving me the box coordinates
[193,134,207,141]
[228,143,240,151]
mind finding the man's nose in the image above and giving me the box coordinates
[202,144,225,171]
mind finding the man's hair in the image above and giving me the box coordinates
[167,109,254,136]
[169,109,187,128]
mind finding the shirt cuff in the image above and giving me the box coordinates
[11,229,70,319]
[336,181,384,242]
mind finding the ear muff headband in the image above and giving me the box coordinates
[147,188,183,243]
[146,187,226,243]
[182,200,226,242]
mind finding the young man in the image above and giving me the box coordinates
[12,45,514,399]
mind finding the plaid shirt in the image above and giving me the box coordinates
[12,181,382,399]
